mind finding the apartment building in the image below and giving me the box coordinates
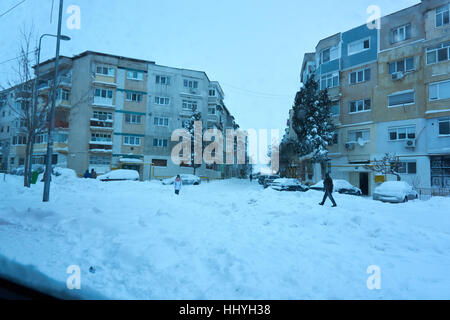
[291,0,450,194]
[0,51,243,180]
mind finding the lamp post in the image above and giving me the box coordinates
[28,33,70,187]
[43,0,66,202]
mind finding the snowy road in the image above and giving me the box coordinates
[1,173,450,299]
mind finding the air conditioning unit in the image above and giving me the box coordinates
[391,71,404,81]
[345,142,356,151]
[405,139,416,148]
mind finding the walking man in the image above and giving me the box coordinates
[319,173,337,207]
[174,175,182,195]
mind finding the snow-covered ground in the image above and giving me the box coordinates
[0,173,449,300]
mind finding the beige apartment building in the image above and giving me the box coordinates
[0,51,245,180]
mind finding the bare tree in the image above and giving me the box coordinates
[365,153,401,181]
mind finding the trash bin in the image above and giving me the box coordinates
[30,171,39,185]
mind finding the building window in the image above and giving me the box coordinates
[426,42,450,64]
[392,24,411,43]
[124,136,141,146]
[90,155,111,165]
[436,4,449,27]
[153,139,168,147]
[349,99,371,113]
[209,89,216,96]
[183,79,198,89]
[125,114,142,124]
[12,136,26,145]
[431,156,450,188]
[154,96,170,105]
[91,133,112,142]
[388,57,414,74]
[439,118,450,136]
[397,161,417,174]
[94,88,113,105]
[349,68,371,84]
[182,100,198,111]
[388,90,415,107]
[93,111,112,121]
[34,134,48,144]
[96,65,114,77]
[155,75,170,85]
[320,72,339,90]
[388,126,416,141]
[348,129,370,143]
[208,106,216,114]
[126,70,144,81]
[429,80,450,101]
[152,159,167,167]
[320,47,338,64]
[126,91,143,102]
[58,89,70,101]
[153,117,169,126]
[348,38,370,56]
[57,133,68,143]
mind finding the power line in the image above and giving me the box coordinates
[0,0,27,19]
[0,50,35,66]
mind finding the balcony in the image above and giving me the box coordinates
[89,142,113,153]
[90,119,114,130]
[93,97,114,108]
[46,120,69,129]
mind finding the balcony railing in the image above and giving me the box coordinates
[90,119,113,129]
[93,97,114,107]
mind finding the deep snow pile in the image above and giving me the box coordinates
[0,174,449,299]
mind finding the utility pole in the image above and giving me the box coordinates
[43,0,64,202]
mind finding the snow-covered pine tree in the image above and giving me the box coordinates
[183,106,203,175]
[291,75,336,163]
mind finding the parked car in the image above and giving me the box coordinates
[263,175,281,188]
[162,174,201,185]
[310,179,362,196]
[373,181,418,203]
[270,178,309,192]
[98,169,139,182]
[258,175,269,185]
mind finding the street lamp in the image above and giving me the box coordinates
[28,33,70,187]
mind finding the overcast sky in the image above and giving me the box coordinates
[0,0,419,132]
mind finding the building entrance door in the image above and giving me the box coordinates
[359,172,369,195]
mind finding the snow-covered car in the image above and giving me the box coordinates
[310,179,362,196]
[270,178,309,192]
[162,174,201,185]
[98,169,140,182]
[263,175,281,188]
[373,181,418,203]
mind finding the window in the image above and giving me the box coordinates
[349,99,371,113]
[93,111,112,121]
[397,162,417,174]
[436,4,449,27]
[388,90,415,107]
[320,72,339,90]
[392,24,411,43]
[12,136,26,145]
[439,118,450,135]
[349,68,371,84]
[348,129,370,142]
[182,100,198,111]
[125,114,142,124]
[320,47,338,64]
[57,133,68,143]
[90,156,111,165]
[208,106,216,114]
[332,132,339,144]
[91,133,112,142]
[96,65,114,77]
[94,88,113,100]
[388,57,415,74]
[426,42,450,64]
[124,136,141,146]
[153,117,169,126]
[155,75,170,85]
[183,79,198,89]
[153,139,168,147]
[154,96,170,105]
[348,38,370,55]
[388,126,416,141]
[152,159,167,167]
[58,89,70,101]
[35,134,48,144]
[126,92,143,102]
[209,89,216,96]
[429,80,450,101]
[126,70,144,81]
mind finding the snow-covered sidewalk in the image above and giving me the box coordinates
[0,173,449,299]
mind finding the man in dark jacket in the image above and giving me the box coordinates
[319,173,337,207]
[83,169,91,179]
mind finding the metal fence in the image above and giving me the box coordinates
[416,188,450,200]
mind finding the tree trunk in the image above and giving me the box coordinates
[23,139,31,187]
